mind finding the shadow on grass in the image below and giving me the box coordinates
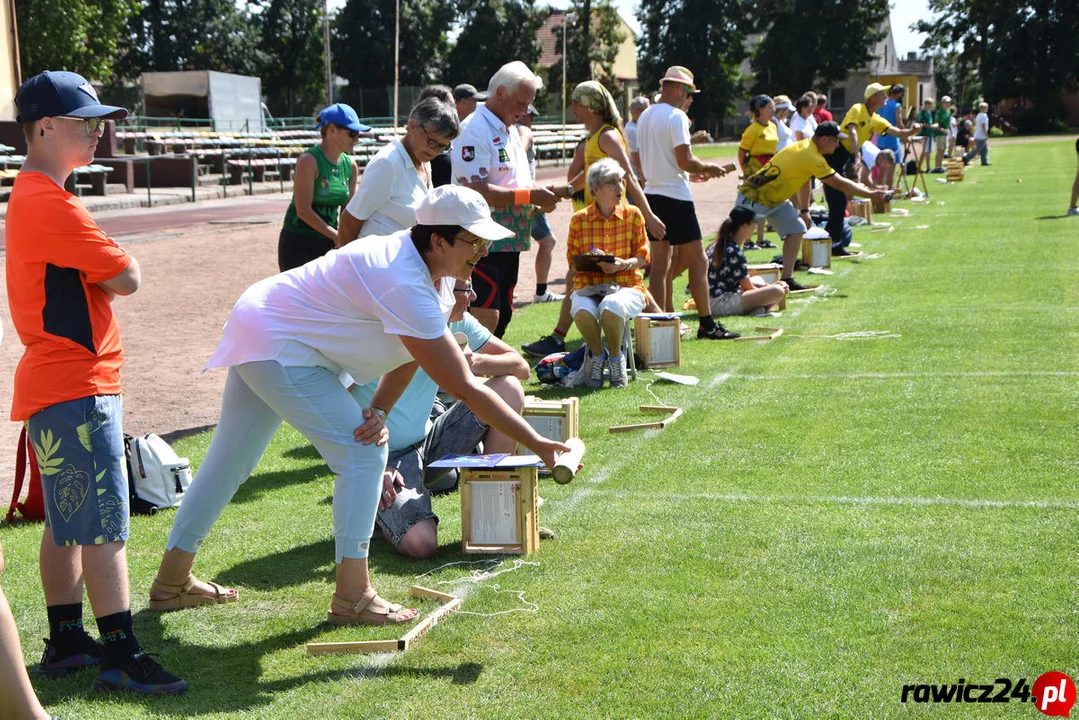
[31,614,483,714]
[229,464,331,506]
[1034,214,1075,220]
[216,537,438,590]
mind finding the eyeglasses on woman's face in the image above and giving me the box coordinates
[420,124,452,152]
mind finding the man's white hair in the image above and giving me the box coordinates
[488,61,543,96]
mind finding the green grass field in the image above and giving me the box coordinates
[2,138,1077,719]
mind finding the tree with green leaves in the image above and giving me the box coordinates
[252,0,327,117]
[445,0,544,88]
[546,0,627,102]
[333,0,454,116]
[748,0,889,95]
[117,0,265,79]
[15,0,139,81]
[636,0,750,135]
[916,0,1079,132]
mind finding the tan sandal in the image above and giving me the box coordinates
[148,576,238,612]
[326,588,416,626]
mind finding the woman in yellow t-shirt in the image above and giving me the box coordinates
[738,95,779,249]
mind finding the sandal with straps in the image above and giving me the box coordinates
[326,588,417,626]
[148,576,238,612]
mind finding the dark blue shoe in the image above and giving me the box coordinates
[39,635,104,678]
[522,333,565,358]
[93,651,188,695]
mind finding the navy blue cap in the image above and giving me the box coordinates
[316,103,371,132]
[15,71,128,123]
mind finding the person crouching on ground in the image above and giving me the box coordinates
[566,158,650,389]
[707,206,789,317]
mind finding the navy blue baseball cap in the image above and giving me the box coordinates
[316,103,371,132]
[15,71,128,123]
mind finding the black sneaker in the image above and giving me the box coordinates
[522,333,565,358]
[832,247,854,257]
[93,651,188,695]
[39,634,104,678]
[698,324,740,340]
[783,277,809,292]
[757,239,777,249]
[743,240,758,250]
[539,526,557,540]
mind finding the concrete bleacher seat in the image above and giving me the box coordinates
[71,164,111,195]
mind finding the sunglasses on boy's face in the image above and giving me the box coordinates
[337,125,360,139]
[57,116,107,136]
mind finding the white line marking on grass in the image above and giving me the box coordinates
[587,488,1079,511]
[734,371,1079,381]
[543,466,611,522]
[708,372,733,388]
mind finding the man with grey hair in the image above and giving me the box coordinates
[452,60,569,337]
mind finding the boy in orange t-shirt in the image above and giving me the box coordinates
[6,71,186,695]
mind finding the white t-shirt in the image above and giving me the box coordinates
[789,112,817,141]
[860,140,880,167]
[774,117,792,152]
[624,120,638,154]
[206,229,454,385]
[346,140,430,239]
[351,312,491,450]
[635,102,693,201]
[974,112,989,140]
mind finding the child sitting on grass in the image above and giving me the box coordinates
[706,206,789,316]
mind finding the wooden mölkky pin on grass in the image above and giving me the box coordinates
[608,405,684,434]
[733,326,784,342]
[305,585,462,656]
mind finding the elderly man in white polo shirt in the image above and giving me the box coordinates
[633,65,736,340]
[452,60,568,338]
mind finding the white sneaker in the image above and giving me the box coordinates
[1067,208,1079,217]
[534,289,565,303]
[586,349,607,389]
[608,353,628,388]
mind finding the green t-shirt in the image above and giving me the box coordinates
[282,146,353,238]
[933,108,952,137]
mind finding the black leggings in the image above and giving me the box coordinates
[278,228,335,272]
[824,145,853,249]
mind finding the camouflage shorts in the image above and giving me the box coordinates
[27,395,129,545]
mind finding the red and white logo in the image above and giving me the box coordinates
[1034,672,1076,717]
[461,146,475,162]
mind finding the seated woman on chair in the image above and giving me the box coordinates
[706,206,789,317]
[566,158,649,389]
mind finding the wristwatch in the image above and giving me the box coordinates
[371,406,386,421]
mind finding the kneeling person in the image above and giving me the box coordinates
[350,281,530,559]
[567,158,650,388]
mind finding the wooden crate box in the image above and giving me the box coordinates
[633,315,681,368]
[460,466,539,555]
[848,198,873,223]
[748,263,783,285]
[801,236,831,269]
[521,396,578,443]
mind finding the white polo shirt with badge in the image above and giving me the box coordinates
[451,104,532,253]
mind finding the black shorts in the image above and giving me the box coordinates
[278,228,334,272]
[471,251,520,337]
[645,194,702,246]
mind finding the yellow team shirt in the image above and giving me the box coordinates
[839,104,892,153]
[738,138,836,207]
[578,123,626,209]
[739,120,778,174]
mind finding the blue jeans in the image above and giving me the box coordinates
[166,361,386,562]
[28,394,129,545]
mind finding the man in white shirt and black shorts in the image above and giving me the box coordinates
[633,65,737,340]
[451,61,567,337]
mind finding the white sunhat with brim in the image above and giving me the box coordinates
[416,186,514,241]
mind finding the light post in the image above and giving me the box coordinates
[560,11,576,166]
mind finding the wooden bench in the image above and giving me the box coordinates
[71,164,111,195]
